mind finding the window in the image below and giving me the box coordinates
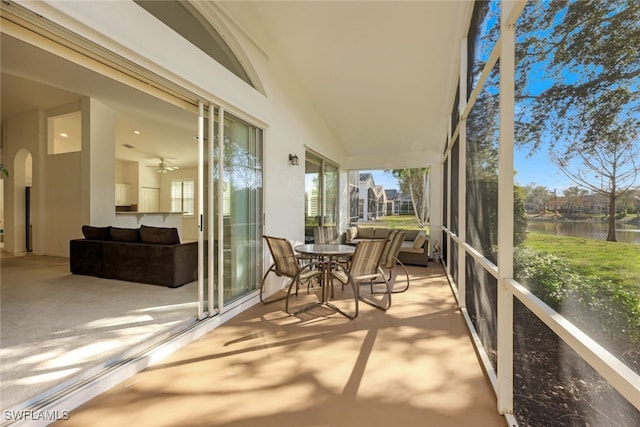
[134,0,254,88]
[171,180,194,215]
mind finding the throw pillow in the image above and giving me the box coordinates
[110,227,141,242]
[346,226,358,241]
[82,225,112,240]
[140,225,180,245]
[413,231,427,249]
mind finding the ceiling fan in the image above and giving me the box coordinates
[148,158,179,174]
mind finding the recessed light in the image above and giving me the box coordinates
[133,130,140,135]
[60,132,68,138]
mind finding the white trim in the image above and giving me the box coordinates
[496,0,517,414]
[197,102,206,319]
[217,107,226,314]
[194,1,268,95]
[208,103,216,316]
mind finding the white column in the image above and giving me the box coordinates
[458,36,468,308]
[496,0,526,416]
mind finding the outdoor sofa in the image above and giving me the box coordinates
[345,225,429,266]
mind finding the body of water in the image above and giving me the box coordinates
[527,221,640,245]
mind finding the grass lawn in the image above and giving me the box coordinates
[524,233,640,288]
[360,215,428,232]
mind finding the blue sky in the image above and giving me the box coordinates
[514,148,573,191]
[366,157,573,194]
[364,170,400,190]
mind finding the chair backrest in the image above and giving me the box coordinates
[263,235,299,278]
[314,226,339,244]
[379,230,406,269]
[349,239,388,279]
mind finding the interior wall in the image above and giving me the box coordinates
[86,98,117,227]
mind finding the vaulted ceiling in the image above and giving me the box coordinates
[220,1,472,167]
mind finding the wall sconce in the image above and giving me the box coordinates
[289,154,299,166]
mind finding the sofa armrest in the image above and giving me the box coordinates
[70,239,104,277]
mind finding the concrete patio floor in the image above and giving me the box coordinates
[53,263,506,427]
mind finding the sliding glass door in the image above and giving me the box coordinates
[213,110,263,307]
[304,151,339,242]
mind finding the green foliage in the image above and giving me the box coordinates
[512,246,576,308]
[516,1,640,242]
[390,168,430,227]
[513,244,640,355]
[525,233,640,287]
[513,185,528,246]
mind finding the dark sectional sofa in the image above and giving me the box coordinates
[70,224,197,288]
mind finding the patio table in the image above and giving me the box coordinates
[294,244,355,317]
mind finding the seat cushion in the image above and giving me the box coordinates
[399,241,423,254]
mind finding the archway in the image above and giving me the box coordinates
[4,148,32,254]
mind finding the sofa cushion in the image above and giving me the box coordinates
[374,228,392,239]
[82,225,111,241]
[413,231,427,249]
[110,227,141,242]
[140,225,180,245]
[357,226,376,239]
[399,241,423,254]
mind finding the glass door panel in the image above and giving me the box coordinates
[324,163,338,226]
[305,157,321,242]
[304,152,339,241]
[216,112,263,305]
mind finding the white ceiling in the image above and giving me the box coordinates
[1,1,472,169]
[222,1,472,164]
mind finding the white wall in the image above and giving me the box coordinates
[86,98,117,228]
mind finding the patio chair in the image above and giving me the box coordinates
[372,229,410,294]
[314,225,348,269]
[313,226,340,244]
[329,239,390,318]
[261,235,323,305]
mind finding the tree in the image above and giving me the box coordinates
[563,186,589,214]
[390,168,429,228]
[523,184,551,214]
[515,0,640,241]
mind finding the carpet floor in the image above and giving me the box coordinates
[0,253,198,410]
